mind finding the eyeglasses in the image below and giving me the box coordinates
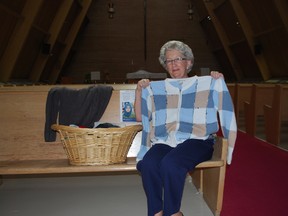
[164,57,187,65]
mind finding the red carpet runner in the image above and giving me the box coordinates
[221,131,288,216]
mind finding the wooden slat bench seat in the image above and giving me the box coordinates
[0,159,138,175]
[0,145,225,175]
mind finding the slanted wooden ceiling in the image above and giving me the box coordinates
[193,0,288,81]
[0,0,287,84]
[0,0,92,84]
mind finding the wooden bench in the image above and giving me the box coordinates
[244,84,275,136]
[233,83,253,131]
[227,83,236,106]
[0,84,228,216]
[264,84,288,146]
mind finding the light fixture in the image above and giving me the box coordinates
[108,2,115,19]
[187,3,194,20]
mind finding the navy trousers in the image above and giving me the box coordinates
[137,138,214,216]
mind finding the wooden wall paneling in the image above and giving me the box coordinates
[0,0,26,13]
[200,18,223,51]
[0,0,43,82]
[146,0,197,72]
[213,49,236,81]
[229,42,262,80]
[238,0,283,35]
[202,0,242,81]
[214,0,263,81]
[210,0,226,8]
[192,0,209,20]
[230,0,272,81]
[40,41,66,83]
[147,0,220,75]
[199,13,237,81]
[258,28,288,78]
[48,0,92,84]
[29,0,74,82]
[12,27,47,80]
[63,0,222,84]
[34,1,63,33]
[57,1,81,43]
[234,0,288,80]
[1,0,287,84]
[213,1,245,43]
[100,0,145,82]
[275,0,288,33]
[0,4,22,60]
[62,0,145,83]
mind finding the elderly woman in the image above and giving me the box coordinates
[134,41,222,122]
[134,41,237,216]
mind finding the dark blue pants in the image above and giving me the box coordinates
[137,138,214,216]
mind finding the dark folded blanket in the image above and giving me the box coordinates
[44,85,113,142]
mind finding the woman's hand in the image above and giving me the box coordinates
[210,71,224,79]
[136,79,150,92]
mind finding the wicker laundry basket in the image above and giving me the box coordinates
[51,124,142,165]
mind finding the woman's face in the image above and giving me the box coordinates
[165,49,192,79]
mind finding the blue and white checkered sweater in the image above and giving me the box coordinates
[137,76,237,164]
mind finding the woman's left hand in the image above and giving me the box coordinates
[210,71,224,79]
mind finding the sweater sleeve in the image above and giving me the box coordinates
[214,78,237,164]
[136,87,151,161]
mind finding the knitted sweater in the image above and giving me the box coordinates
[137,76,237,164]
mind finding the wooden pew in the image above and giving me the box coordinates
[0,84,136,162]
[0,84,228,216]
[227,83,236,107]
[264,84,288,145]
[244,84,275,136]
[234,84,253,131]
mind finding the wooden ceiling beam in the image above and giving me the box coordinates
[229,0,271,81]
[29,0,74,82]
[203,0,242,80]
[0,0,43,82]
[48,0,92,84]
[275,0,288,33]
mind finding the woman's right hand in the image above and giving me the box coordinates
[136,79,150,92]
